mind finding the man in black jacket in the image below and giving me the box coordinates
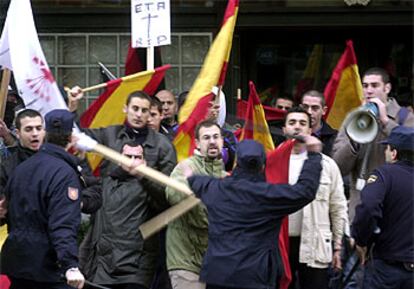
[300,90,337,156]
[184,137,323,289]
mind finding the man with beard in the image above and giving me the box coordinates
[165,120,226,289]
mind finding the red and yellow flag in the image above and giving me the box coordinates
[324,40,363,129]
[173,0,239,162]
[266,140,295,289]
[80,65,170,170]
[239,81,274,152]
[237,98,286,122]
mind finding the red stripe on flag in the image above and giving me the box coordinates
[174,93,213,158]
[217,61,229,86]
[143,65,170,95]
[80,78,122,127]
[125,44,144,75]
[266,140,295,289]
[237,99,286,121]
[221,0,239,25]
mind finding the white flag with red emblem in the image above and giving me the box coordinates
[0,0,68,115]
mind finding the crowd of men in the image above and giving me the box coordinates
[0,66,413,289]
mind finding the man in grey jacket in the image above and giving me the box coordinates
[332,67,414,221]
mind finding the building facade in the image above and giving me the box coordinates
[0,0,412,116]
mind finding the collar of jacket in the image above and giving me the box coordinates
[40,143,80,172]
[193,149,224,166]
[231,166,266,182]
[318,120,337,137]
[117,125,158,149]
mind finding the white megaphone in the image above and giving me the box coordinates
[342,102,379,144]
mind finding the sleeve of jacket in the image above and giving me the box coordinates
[142,135,177,212]
[166,161,191,206]
[264,152,323,216]
[47,167,82,272]
[79,159,102,214]
[351,169,386,247]
[325,156,348,247]
[332,125,360,176]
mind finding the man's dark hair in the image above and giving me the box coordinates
[15,109,42,130]
[301,90,326,107]
[126,90,152,106]
[46,132,71,148]
[363,67,390,84]
[195,120,222,140]
[284,106,312,128]
[150,96,163,114]
[389,144,414,163]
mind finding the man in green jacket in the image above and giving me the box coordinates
[165,120,226,289]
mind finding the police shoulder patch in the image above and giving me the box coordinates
[367,175,378,184]
[68,187,79,201]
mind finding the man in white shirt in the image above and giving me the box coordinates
[283,106,348,289]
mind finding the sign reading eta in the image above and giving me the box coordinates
[131,0,171,48]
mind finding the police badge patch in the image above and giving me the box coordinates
[68,187,79,201]
[367,175,378,184]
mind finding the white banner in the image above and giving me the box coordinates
[0,0,68,116]
[131,0,171,48]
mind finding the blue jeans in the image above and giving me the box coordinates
[363,258,414,289]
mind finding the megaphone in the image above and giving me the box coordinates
[343,102,379,144]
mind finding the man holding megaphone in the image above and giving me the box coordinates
[333,67,414,222]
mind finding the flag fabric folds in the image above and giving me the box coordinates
[239,81,275,152]
[80,65,170,171]
[324,40,363,129]
[124,44,164,76]
[265,140,295,289]
[237,98,286,122]
[0,0,67,115]
[173,0,239,162]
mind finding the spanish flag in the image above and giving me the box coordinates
[239,81,275,152]
[80,65,170,171]
[266,140,295,289]
[237,98,286,122]
[173,0,239,162]
[324,40,363,129]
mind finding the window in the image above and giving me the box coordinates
[40,32,211,114]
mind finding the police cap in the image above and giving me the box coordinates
[379,126,414,151]
[45,109,74,134]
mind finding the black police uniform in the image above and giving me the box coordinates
[187,140,322,289]
[1,142,82,289]
[352,126,414,289]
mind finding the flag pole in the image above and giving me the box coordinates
[79,69,156,94]
[147,46,154,70]
[0,69,11,119]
